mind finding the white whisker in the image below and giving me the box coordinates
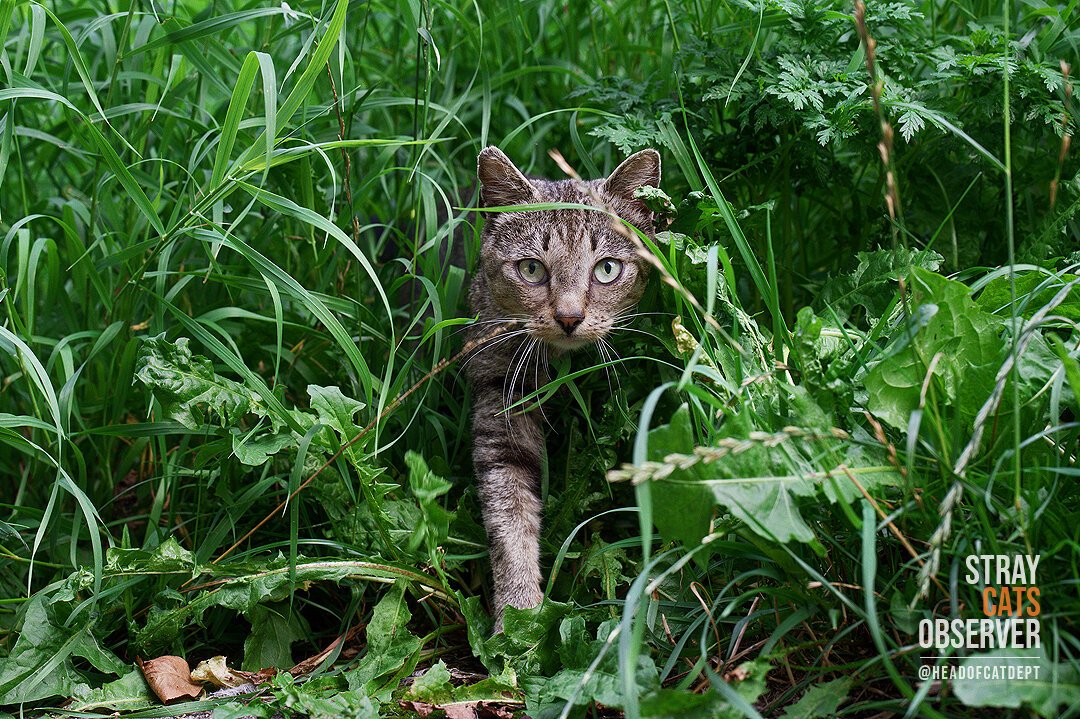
[599,338,624,399]
[532,339,549,426]
[596,340,615,398]
[610,325,664,342]
[501,337,532,438]
[460,329,530,371]
[503,337,537,436]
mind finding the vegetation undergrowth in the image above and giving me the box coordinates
[0,0,1077,717]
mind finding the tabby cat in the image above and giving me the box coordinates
[466,146,661,630]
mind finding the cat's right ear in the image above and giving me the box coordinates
[478,147,537,207]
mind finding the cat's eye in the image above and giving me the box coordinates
[517,258,548,284]
[593,258,623,284]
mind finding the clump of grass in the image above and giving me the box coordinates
[0,0,1077,717]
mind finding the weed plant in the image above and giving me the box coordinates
[0,0,1077,717]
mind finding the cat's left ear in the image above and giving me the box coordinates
[601,149,661,201]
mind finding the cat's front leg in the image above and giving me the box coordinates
[472,381,544,632]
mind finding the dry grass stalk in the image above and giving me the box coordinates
[855,0,903,239]
[1050,61,1073,209]
[606,426,850,484]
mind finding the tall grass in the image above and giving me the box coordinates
[0,0,1078,716]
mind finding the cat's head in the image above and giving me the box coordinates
[476,146,660,350]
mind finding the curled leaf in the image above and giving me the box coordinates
[190,655,246,689]
[139,655,203,704]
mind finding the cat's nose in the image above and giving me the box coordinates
[555,311,585,335]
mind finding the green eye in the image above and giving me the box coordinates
[517,258,548,284]
[593,258,623,284]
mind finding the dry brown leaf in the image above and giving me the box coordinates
[441,701,520,719]
[139,655,203,704]
[237,667,277,685]
[444,703,478,719]
[191,655,246,688]
[723,664,750,682]
[289,623,364,676]
[475,702,516,719]
[399,700,436,717]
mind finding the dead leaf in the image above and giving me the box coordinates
[191,655,247,688]
[289,623,364,676]
[139,655,203,704]
[475,702,516,719]
[723,664,750,682]
[399,700,436,717]
[237,667,277,685]
[441,701,520,719]
[447,667,488,684]
[444,703,478,719]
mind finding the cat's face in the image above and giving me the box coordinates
[477,147,660,351]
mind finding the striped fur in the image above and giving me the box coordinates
[467,147,660,631]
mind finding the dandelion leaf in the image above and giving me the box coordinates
[866,269,1003,430]
[134,334,262,429]
[954,649,1080,717]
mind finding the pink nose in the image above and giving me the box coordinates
[555,311,584,335]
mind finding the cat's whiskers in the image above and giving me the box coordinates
[611,325,664,343]
[502,336,538,438]
[498,336,530,436]
[613,310,674,320]
[599,337,625,399]
[514,338,541,434]
[595,339,615,398]
[453,316,528,339]
[532,340,550,427]
[460,329,531,371]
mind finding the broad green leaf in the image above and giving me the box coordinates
[343,587,422,701]
[820,248,943,320]
[243,603,309,671]
[406,660,520,705]
[633,400,891,546]
[708,472,817,544]
[1050,334,1080,402]
[640,689,729,719]
[270,672,379,719]
[977,272,1080,321]
[231,428,296,466]
[529,617,658,715]
[104,536,196,575]
[307,384,365,440]
[953,649,1080,717]
[0,593,126,703]
[537,654,659,713]
[68,669,154,712]
[406,661,456,704]
[778,677,852,719]
[643,405,715,550]
[866,269,1004,430]
[462,596,570,678]
[580,537,632,605]
[405,450,454,553]
[134,334,263,430]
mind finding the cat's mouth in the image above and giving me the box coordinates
[536,329,604,351]
[528,320,609,351]
[545,335,595,351]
